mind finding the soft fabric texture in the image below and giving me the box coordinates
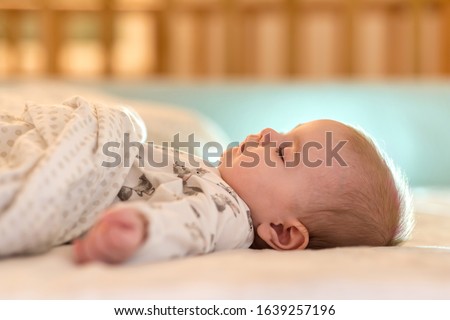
[0,97,145,256]
[110,144,253,263]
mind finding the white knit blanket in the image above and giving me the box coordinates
[0,97,146,256]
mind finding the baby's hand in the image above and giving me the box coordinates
[73,207,148,264]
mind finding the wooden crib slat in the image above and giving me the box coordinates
[345,0,356,77]
[411,0,421,75]
[224,0,243,76]
[0,0,448,78]
[4,10,19,74]
[100,0,113,76]
[285,0,298,77]
[444,0,450,74]
[154,0,170,76]
[39,0,61,75]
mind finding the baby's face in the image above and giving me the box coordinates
[218,119,352,227]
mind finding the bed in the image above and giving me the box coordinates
[1,81,450,299]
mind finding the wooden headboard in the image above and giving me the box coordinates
[0,0,449,79]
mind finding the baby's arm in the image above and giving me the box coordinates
[74,188,252,264]
[73,207,148,264]
[73,196,215,264]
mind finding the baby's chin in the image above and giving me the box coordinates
[217,156,228,177]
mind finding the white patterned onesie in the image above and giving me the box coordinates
[108,144,254,263]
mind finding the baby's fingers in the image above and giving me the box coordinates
[72,209,148,264]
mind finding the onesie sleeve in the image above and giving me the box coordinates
[107,189,253,264]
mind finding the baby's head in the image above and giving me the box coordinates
[219,119,414,250]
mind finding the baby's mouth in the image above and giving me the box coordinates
[239,141,255,154]
[240,142,246,153]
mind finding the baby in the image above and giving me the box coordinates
[73,119,414,264]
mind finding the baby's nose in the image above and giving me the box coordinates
[260,128,279,145]
[244,134,261,143]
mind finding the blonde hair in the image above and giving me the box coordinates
[298,124,414,249]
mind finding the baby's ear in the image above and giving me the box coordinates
[256,219,309,251]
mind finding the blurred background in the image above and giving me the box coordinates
[0,0,448,79]
[0,0,449,187]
